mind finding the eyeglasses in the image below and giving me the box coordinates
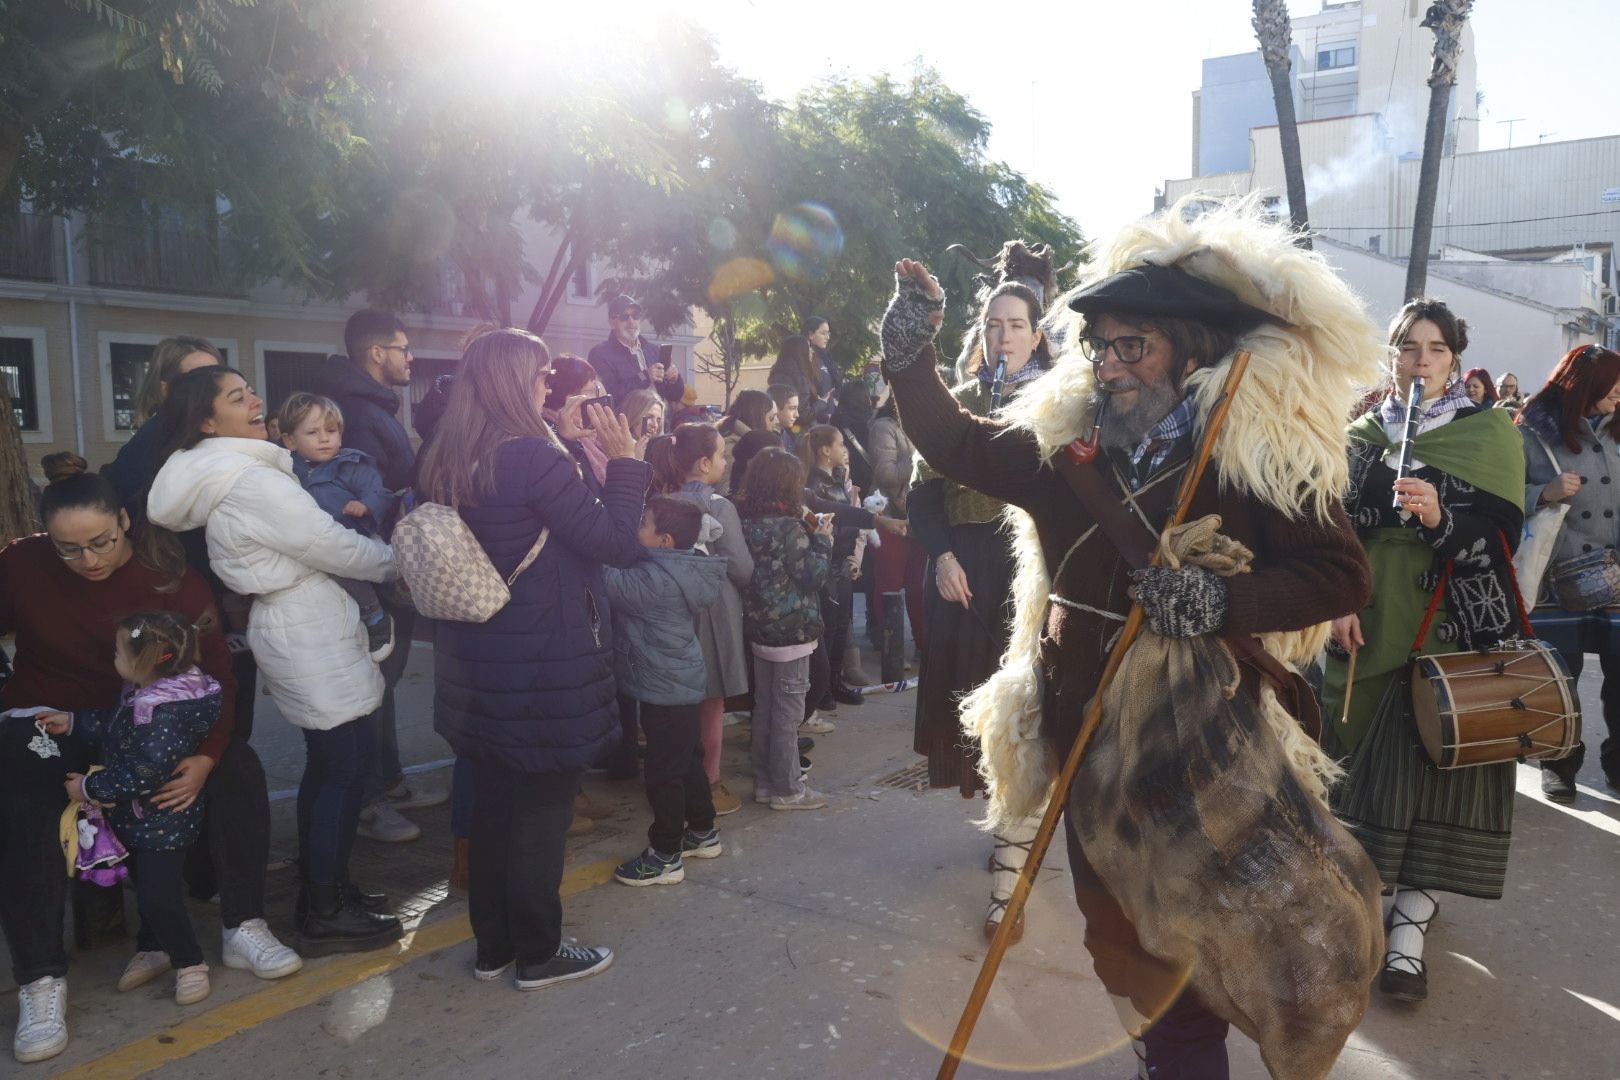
[54,525,123,561]
[1079,332,1158,366]
[614,312,642,322]
[377,344,413,357]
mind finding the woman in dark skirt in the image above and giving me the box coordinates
[1321,299,1526,1005]
[908,279,1052,944]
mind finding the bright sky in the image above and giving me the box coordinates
[689,0,1619,245]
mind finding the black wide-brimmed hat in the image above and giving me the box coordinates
[1067,263,1276,332]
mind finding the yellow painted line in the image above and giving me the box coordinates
[59,858,620,1080]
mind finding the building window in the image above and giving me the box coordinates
[408,357,457,408]
[571,250,591,299]
[262,350,331,414]
[108,340,232,431]
[1317,46,1356,70]
[109,341,153,432]
[0,336,40,430]
[1367,235,1382,255]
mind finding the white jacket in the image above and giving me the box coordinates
[147,437,396,731]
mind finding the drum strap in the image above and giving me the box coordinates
[1410,532,1535,657]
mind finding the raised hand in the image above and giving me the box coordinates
[880,259,946,373]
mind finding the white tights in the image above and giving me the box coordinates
[1384,887,1438,975]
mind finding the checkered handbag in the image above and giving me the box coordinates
[390,502,549,623]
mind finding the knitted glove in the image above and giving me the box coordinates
[1130,565,1229,638]
[879,273,945,374]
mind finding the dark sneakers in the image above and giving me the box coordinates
[614,848,684,886]
[680,828,724,859]
[830,683,864,706]
[514,944,614,991]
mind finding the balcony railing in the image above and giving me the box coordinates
[0,211,58,281]
[87,217,246,297]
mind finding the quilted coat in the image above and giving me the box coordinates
[146,437,396,730]
[601,547,727,706]
[432,438,651,774]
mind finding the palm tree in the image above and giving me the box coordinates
[1252,0,1311,249]
[1405,0,1475,300]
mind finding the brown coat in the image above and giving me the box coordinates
[888,348,1371,759]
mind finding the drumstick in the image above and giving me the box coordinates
[1339,645,1358,724]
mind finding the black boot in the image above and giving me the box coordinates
[295,880,389,919]
[297,882,403,957]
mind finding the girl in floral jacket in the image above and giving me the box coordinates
[39,610,222,1007]
[737,448,832,810]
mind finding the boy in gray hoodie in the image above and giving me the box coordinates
[603,496,729,886]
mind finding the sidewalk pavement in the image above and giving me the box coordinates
[5,639,1620,1078]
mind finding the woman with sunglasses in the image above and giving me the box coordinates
[908,280,1052,946]
[2,454,299,1066]
[1517,344,1620,802]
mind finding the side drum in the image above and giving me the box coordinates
[1411,641,1579,770]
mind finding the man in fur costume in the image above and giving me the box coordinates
[881,198,1387,1080]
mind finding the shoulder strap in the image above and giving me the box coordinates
[1052,446,1323,742]
[506,528,550,587]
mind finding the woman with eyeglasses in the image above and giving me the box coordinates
[1321,298,1527,1005]
[1516,344,1620,802]
[146,365,404,959]
[1,453,299,1066]
[907,280,1053,946]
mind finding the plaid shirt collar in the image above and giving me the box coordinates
[1126,397,1195,485]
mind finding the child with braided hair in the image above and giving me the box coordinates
[37,610,223,1007]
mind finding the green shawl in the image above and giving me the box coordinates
[1344,406,1525,509]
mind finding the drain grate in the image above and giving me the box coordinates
[876,760,932,790]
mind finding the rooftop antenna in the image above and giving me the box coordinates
[1496,117,1526,149]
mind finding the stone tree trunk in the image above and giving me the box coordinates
[1253,0,1311,249]
[1406,0,1474,300]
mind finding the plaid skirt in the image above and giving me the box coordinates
[1332,673,1515,899]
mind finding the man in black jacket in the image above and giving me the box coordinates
[587,294,684,412]
[307,309,444,842]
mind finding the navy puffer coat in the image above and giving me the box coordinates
[432,437,651,774]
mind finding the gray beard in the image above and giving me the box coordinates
[1092,375,1185,452]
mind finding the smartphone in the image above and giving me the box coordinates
[657,343,674,369]
[578,394,613,430]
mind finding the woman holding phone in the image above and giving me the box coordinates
[623,388,667,440]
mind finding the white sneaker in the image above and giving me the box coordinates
[223,919,304,980]
[800,714,836,735]
[117,950,171,992]
[174,964,211,1006]
[13,975,68,1064]
[358,803,421,843]
[770,787,829,811]
[383,781,449,811]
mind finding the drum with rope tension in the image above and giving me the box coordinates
[1411,639,1579,770]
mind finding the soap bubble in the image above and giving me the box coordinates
[767,202,843,283]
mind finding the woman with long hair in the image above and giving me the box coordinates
[909,280,1054,945]
[717,389,777,491]
[867,393,928,658]
[416,328,650,990]
[768,335,822,405]
[147,366,403,957]
[2,454,299,1065]
[1517,344,1620,802]
[622,387,666,441]
[1322,298,1526,1003]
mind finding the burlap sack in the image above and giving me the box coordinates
[1069,516,1383,1080]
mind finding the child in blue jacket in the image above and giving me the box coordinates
[602,496,729,887]
[277,392,398,660]
[38,610,223,1007]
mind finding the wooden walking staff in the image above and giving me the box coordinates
[936,351,1253,1079]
